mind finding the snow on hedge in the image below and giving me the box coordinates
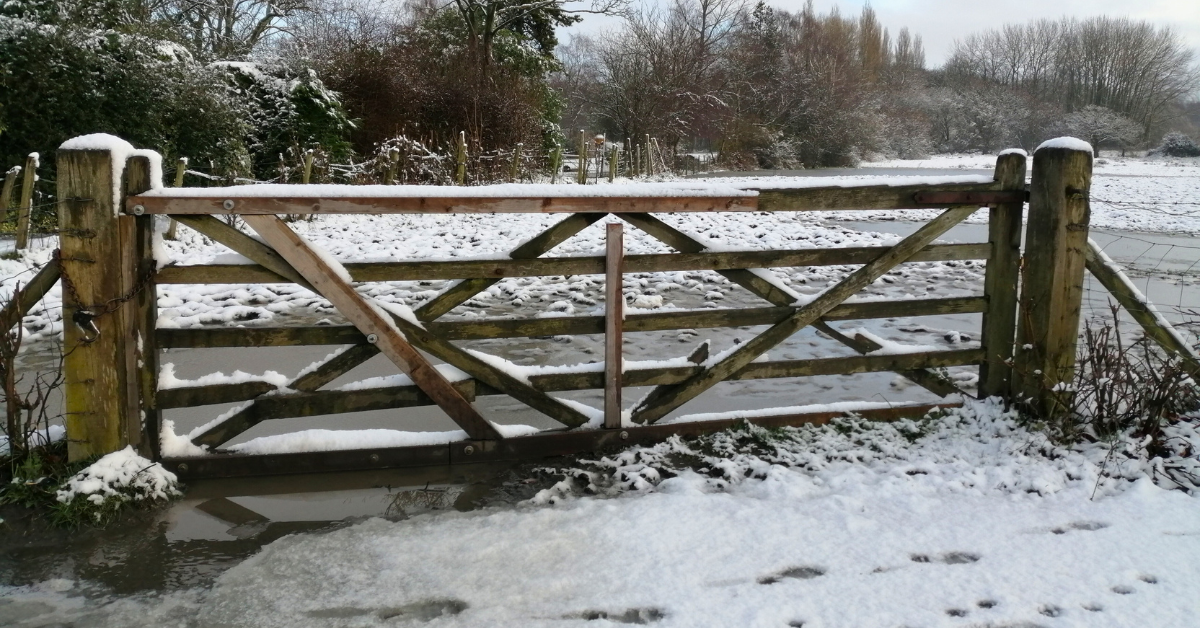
[55,446,180,506]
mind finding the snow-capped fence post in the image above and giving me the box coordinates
[978,149,1027,399]
[16,153,37,250]
[1013,139,1093,415]
[605,222,624,429]
[57,142,159,461]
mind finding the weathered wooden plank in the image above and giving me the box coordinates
[163,401,958,479]
[1013,145,1092,415]
[158,381,279,409]
[631,205,979,424]
[1085,240,1200,379]
[157,297,988,348]
[241,214,502,440]
[15,154,36,250]
[978,151,1027,398]
[130,195,759,215]
[414,213,604,320]
[171,215,311,287]
[605,222,624,428]
[124,156,158,456]
[155,350,982,411]
[756,181,1004,212]
[450,402,960,466]
[0,260,60,333]
[154,243,990,285]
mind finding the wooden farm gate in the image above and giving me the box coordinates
[39,138,1185,480]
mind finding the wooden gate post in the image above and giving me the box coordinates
[978,150,1027,398]
[58,142,158,460]
[1012,140,1093,415]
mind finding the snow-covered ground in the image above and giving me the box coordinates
[3,401,1199,627]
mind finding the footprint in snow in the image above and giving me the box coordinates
[565,608,665,624]
[1138,573,1159,584]
[1050,521,1110,534]
[910,551,980,565]
[1038,604,1064,618]
[1111,585,1136,595]
[758,566,827,584]
[304,598,468,622]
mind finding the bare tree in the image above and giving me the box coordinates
[159,0,314,60]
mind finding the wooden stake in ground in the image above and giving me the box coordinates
[16,154,37,250]
[386,148,400,185]
[1,166,18,223]
[609,146,618,183]
[577,130,587,185]
[605,222,624,428]
[164,157,187,240]
[456,132,467,185]
[511,143,523,182]
[302,150,315,184]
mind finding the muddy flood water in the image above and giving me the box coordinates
[4,195,1200,622]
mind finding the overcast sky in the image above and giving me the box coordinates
[564,0,1200,66]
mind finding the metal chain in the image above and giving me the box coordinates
[54,248,155,343]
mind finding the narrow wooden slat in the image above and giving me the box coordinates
[171,215,311,287]
[241,214,501,440]
[0,260,60,333]
[631,205,980,424]
[414,213,604,320]
[155,349,981,412]
[132,195,759,215]
[978,151,1027,398]
[605,222,624,428]
[129,181,1003,216]
[154,243,990,285]
[157,297,988,348]
[756,181,1003,212]
[1085,240,1200,378]
[158,381,279,409]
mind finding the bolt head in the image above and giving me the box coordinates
[463,445,475,455]
[620,431,629,440]
[369,453,380,463]
[177,463,188,473]
[132,205,145,215]
[222,199,235,210]
[366,333,379,344]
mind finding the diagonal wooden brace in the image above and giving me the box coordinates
[191,213,602,446]
[616,212,966,399]
[630,205,979,424]
[242,214,501,440]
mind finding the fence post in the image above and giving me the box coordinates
[978,150,1027,398]
[455,132,467,185]
[1,166,18,223]
[164,157,186,240]
[1012,140,1093,415]
[16,153,37,250]
[58,142,159,460]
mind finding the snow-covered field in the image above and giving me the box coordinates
[3,401,1199,627]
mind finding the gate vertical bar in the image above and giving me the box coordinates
[978,150,1027,398]
[1013,141,1093,415]
[125,156,161,458]
[605,222,624,429]
[58,144,142,460]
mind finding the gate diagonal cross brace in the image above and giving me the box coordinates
[628,204,979,424]
[613,213,966,402]
[192,213,602,448]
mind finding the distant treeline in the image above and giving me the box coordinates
[2,0,1197,183]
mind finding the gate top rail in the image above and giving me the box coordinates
[124,176,1019,215]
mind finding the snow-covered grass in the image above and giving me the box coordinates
[52,446,181,526]
[8,400,1199,626]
